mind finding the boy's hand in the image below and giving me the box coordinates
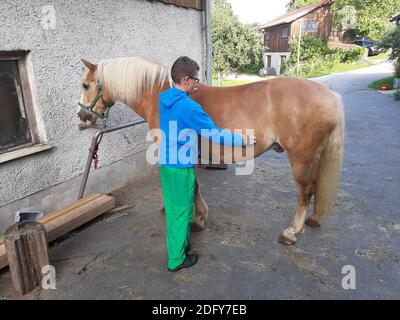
[242,133,256,146]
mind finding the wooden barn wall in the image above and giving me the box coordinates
[263,23,290,52]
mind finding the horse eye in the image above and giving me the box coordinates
[82,83,90,90]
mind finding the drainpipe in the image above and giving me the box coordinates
[203,0,228,169]
[204,0,213,85]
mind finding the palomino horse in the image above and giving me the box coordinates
[78,57,344,245]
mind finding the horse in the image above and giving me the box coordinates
[78,56,345,245]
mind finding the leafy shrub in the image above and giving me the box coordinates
[381,27,400,61]
[285,35,364,77]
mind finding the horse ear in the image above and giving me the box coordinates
[81,59,98,72]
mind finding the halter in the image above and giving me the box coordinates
[78,77,113,120]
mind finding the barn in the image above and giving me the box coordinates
[259,0,351,75]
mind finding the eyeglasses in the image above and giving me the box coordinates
[188,75,200,83]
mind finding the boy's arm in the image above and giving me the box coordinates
[183,101,245,147]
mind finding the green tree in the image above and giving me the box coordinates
[382,27,400,60]
[287,0,399,40]
[211,0,262,84]
[332,0,400,40]
[381,26,400,77]
[286,0,320,11]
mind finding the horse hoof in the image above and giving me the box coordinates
[271,142,284,153]
[278,234,296,246]
[160,207,166,215]
[305,217,321,228]
[190,221,204,232]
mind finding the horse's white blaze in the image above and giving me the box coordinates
[77,93,84,113]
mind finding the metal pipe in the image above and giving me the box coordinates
[78,119,146,200]
[204,0,213,85]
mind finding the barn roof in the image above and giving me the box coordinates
[259,0,333,30]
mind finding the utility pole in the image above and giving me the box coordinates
[205,0,213,85]
[296,21,302,76]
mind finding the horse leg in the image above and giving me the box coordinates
[191,178,209,231]
[160,179,209,232]
[278,158,317,245]
[305,215,321,228]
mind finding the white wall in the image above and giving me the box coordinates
[262,52,290,75]
[0,0,205,232]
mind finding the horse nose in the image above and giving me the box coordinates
[77,108,95,123]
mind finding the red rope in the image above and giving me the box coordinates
[89,135,103,170]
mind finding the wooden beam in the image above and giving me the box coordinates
[0,194,114,270]
[5,221,49,295]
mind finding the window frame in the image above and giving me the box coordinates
[0,51,49,162]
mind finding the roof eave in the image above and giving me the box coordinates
[259,0,333,31]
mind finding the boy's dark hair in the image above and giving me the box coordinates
[171,56,200,84]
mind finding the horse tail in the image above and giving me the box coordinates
[313,92,345,221]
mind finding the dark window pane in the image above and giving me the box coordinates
[0,60,31,152]
[282,27,289,38]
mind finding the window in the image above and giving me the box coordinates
[0,59,32,152]
[280,55,287,74]
[0,51,49,162]
[267,55,272,68]
[281,27,289,38]
[264,31,271,42]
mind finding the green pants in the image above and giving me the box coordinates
[160,166,195,269]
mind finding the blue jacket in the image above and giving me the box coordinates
[159,87,244,168]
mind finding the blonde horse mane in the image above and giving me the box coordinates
[98,57,171,105]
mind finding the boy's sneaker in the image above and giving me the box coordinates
[168,253,198,272]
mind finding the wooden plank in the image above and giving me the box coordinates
[0,241,6,270]
[0,194,114,270]
[42,194,115,242]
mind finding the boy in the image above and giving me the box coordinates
[159,56,256,272]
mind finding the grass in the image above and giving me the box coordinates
[330,60,374,73]
[368,50,391,61]
[368,76,394,90]
[299,60,374,79]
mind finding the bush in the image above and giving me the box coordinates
[287,36,330,66]
[381,27,400,61]
[285,35,364,77]
[239,62,264,75]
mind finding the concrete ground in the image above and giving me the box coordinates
[0,63,399,300]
